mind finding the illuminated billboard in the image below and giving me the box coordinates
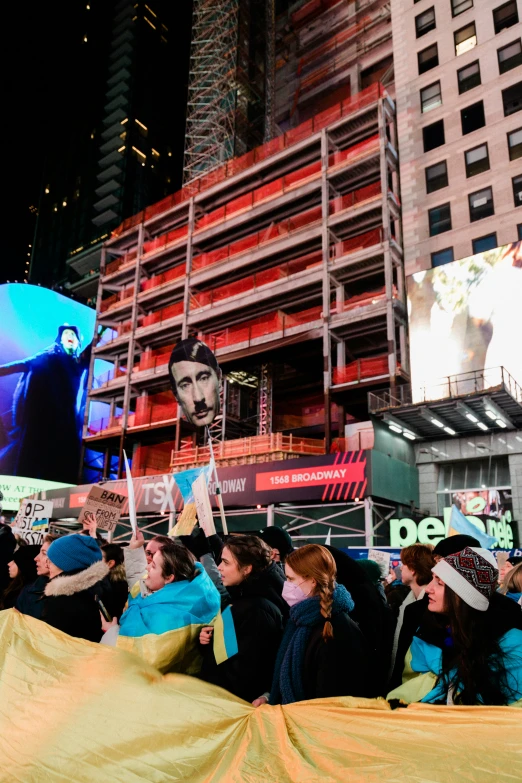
[408,241,522,403]
[0,284,97,484]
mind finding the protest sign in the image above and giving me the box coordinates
[13,499,54,544]
[123,451,138,535]
[78,485,126,532]
[368,548,391,579]
[192,473,216,537]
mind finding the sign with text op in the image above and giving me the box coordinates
[13,499,54,544]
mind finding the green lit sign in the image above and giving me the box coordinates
[390,506,515,549]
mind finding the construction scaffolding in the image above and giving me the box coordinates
[183,0,269,184]
[82,85,408,480]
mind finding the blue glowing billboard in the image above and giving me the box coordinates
[0,284,97,484]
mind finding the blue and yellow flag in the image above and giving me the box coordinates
[212,604,238,665]
[448,504,497,549]
[117,562,220,673]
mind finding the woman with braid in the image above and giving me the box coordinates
[253,544,369,706]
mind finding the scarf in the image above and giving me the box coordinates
[269,583,354,705]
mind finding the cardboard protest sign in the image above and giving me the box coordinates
[13,499,53,544]
[78,485,126,532]
[192,472,216,537]
[368,548,391,579]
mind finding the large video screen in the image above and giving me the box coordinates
[408,241,522,403]
[0,284,97,484]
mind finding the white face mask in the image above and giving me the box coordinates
[282,579,311,607]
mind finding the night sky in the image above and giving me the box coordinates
[3,0,192,285]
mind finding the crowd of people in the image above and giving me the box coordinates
[1,518,521,707]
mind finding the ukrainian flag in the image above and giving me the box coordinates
[117,562,221,674]
[448,504,497,549]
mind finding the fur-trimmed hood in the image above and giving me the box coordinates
[44,561,109,598]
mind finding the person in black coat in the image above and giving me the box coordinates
[199,535,284,703]
[41,534,109,643]
[256,544,369,706]
[15,533,58,619]
[324,545,395,697]
[0,522,16,595]
[0,544,40,609]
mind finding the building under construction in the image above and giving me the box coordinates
[78,0,410,540]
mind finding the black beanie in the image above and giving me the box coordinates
[259,526,294,557]
[433,534,481,558]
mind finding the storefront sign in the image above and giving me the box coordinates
[390,507,516,549]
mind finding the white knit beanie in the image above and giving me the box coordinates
[432,546,498,612]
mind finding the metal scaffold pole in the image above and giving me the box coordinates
[264,0,276,142]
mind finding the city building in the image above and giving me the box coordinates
[391,0,521,272]
[30,0,190,304]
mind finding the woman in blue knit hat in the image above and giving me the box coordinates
[254,544,370,706]
[42,534,109,642]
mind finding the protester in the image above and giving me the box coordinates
[199,535,284,702]
[41,534,109,642]
[0,544,40,610]
[357,559,387,602]
[251,544,369,706]
[258,526,294,565]
[178,527,229,608]
[101,543,129,619]
[500,562,522,605]
[323,545,396,697]
[499,555,522,584]
[0,522,16,595]
[123,532,172,596]
[16,533,58,619]
[388,547,522,705]
[389,544,435,677]
[104,536,221,674]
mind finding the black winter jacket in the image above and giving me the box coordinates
[301,611,370,700]
[41,560,109,643]
[199,565,285,702]
[15,575,49,619]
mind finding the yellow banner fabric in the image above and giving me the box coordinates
[0,610,520,783]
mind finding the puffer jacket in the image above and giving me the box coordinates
[41,560,109,642]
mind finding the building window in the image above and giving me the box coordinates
[502,82,522,116]
[418,43,439,74]
[416,7,436,38]
[472,233,497,254]
[455,23,477,56]
[429,203,452,235]
[469,187,494,222]
[457,61,481,94]
[431,248,454,267]
[452,0,474,16]
[425,161,448,193]
[423,119,445,152]
[513,175,522,207]
[493,2,519,34]
[461,100,485,134]
[498,39,522,74]
[421,81,442,113]
[465,143,490,177]
[508,128,522,160]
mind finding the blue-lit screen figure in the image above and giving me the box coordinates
[0,285,96,484]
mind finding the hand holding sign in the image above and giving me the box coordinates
[192,473,216,537]
[78,486,126,533]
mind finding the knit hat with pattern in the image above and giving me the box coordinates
[432,546,498,611]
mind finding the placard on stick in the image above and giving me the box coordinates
[192,473,216,537]
[78,486,126,532]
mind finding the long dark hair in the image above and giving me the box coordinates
[438,586,515,705]
[224,535,272,577]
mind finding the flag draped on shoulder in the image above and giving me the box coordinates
[117,562,220,673]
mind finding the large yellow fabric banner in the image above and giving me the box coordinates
[0,610,520,783]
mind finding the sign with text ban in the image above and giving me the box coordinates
[78,486,126,532]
